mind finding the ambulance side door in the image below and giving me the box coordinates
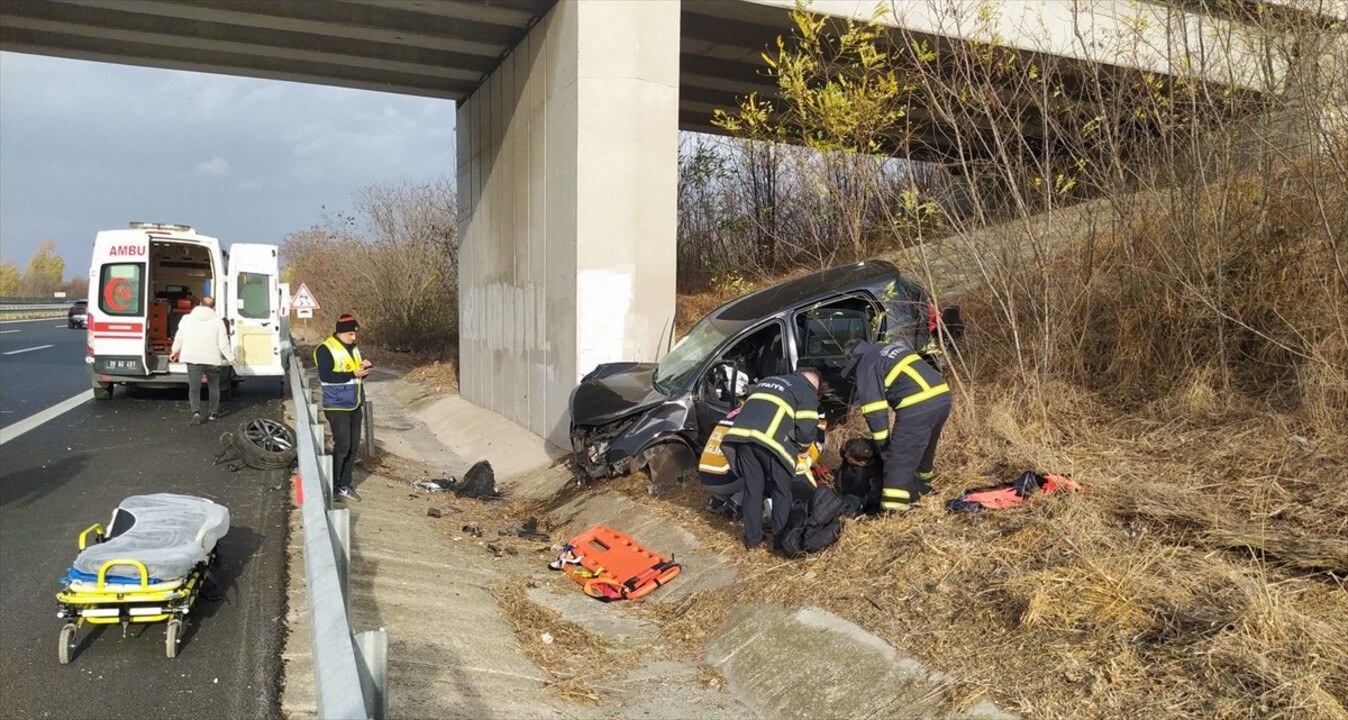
[225,244,283,377]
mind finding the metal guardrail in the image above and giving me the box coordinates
[0,303,69,311]
[287,345,388,719]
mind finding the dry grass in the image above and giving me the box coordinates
[603,379,1348,719]
[618,165,1348,717]
[404,357,459,393]
[489,582,616,704]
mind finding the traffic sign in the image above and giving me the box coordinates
[296,308,314,319]
[291,283,321,311]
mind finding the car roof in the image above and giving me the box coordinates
[710,260,909,323]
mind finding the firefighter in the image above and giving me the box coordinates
[843,339,951,513]
[699,406,826,520]
[719,368,822,550]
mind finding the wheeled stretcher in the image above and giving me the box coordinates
[55,494,230,663]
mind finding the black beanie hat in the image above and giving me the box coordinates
[335,314,360,333]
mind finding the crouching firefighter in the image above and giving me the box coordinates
[718,368,822,550]
[843,339,951,513]
[700,407,827,519]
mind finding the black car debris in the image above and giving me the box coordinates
[568,260,957,487]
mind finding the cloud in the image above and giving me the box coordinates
[0,53,456,271]
[192,156,231,178]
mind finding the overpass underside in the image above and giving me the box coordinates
[0,0,1296,445]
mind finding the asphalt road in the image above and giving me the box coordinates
[0,321,290,720]
[0,319,90,422]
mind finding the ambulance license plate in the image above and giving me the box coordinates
[97,357,144,374]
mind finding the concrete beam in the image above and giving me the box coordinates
[47,0,525,56]
[2,3,494,83]
[0,25,474,99]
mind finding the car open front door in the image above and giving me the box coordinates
[792,294,881,425]
[225,244,283,377]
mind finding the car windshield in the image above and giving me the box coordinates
[653,315,745,394]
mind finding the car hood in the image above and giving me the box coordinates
[570,362,666,426]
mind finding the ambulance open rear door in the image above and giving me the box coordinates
[225,243,283,378]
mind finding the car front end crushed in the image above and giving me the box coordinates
[568,363,700,480]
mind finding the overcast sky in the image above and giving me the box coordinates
[0,52,456,278]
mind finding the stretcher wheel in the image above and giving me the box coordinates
[58,623,76,665]
[165,619,182,659]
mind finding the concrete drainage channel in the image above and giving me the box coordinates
[279,362,1018,719]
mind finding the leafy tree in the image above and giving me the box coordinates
[0,261,19,297]
[21,239,65,296]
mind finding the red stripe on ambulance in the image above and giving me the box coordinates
[92,321,144,333]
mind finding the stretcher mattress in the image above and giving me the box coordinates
[71,494,230,583]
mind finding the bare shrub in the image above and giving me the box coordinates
[283,178,457,356]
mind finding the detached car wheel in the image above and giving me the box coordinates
[233,418,297,469]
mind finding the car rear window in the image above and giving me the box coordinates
[98,263,145,317]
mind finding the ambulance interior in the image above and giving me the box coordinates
[146,241,217,362]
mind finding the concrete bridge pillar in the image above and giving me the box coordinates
[456,1,679,446]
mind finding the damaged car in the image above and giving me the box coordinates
[569,260,954,487]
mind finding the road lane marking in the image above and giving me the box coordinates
[0,330,18,335]
[0,317,65,325]
[2,344,54,356]
[0,390,92,446]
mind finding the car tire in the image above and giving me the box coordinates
[640,441,697,497]
[92,381,113,401]
[233,418,297,470]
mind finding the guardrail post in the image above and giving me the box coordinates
[363,401,377,461]
[329,507,351,616]
[354,628,389,720]
[320,454,334,504]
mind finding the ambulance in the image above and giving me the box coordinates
[86,222,285,400]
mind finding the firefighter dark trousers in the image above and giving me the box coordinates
[326,407,363,493]
[881,393,952,511]
[730,443,794,550]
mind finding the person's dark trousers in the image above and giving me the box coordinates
[882,394,952,509]
[325,407,364,493]
[186,363,222,417]
[730,443,794,550]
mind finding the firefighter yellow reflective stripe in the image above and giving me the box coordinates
[724,427,794,468]
[746,392,801,418]
[795,409,819,421]
[896,382,949,409]
[860,400,889,415]
[882,353,948,410]
[915,470,934,481]
[872,429,890,442]
[699,459,731,474]
[880,487,911,511]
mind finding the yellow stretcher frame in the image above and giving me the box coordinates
[55,523,213,663]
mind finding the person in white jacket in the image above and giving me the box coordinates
[170,296,236,425]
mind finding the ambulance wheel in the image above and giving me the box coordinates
[58,623,76,665]
[92,382,112,401]
[165,619,182,659]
